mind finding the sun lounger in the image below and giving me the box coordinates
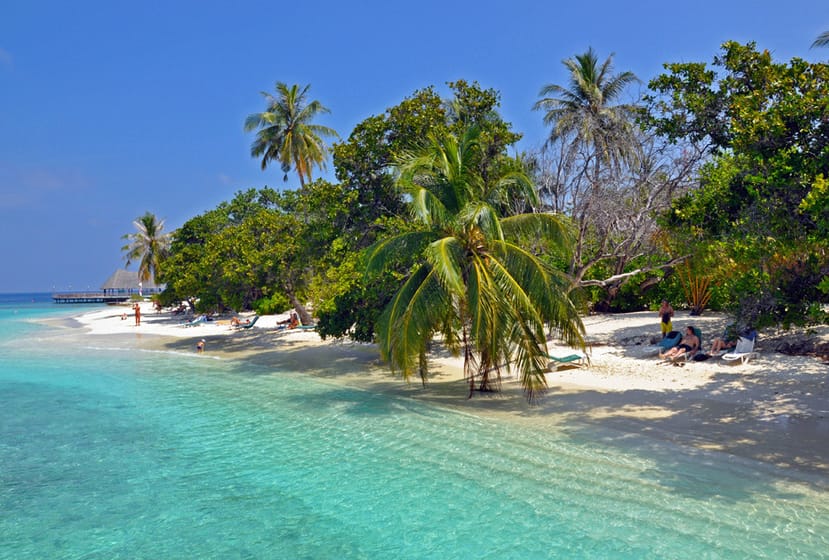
[722,336,758,364]
[232,315,259,330]
[545,353,588,370]
[182,315,208,327]
[669,326,703,363]
[645,330,682,356]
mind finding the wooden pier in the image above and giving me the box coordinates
[52,292,131,304]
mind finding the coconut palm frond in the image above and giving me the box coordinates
[121,212,170,284]
[378,265,451,381]
[812,31,829,48]
[378,126,584,401]
[365,231,437,276]
[423,237,466,295]
[501,213,574,252]
[244,82,338,186]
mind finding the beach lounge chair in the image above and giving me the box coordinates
[545,352,588,371]
[668,326,703,364]
[183,315,208,327]
[645,330,682,356]
[722,336,758,364]
[233,315,259,330]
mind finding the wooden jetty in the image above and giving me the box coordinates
[52,292,131,304]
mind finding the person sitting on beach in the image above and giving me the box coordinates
[660,326,699,360]
[288,312,299,329]
[277,311,300,329]
[658,299,674,338]
[230,317,250,327]
[709,324,738,354]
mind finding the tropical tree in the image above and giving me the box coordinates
[122,211,170,285]
[533,48,639,167]
[367,126,584,402]
[646,41,829,326]
[320,81,522,341]
[159,189,280,312]
[531,49,691,306]
[813,31,829,48]
[244,82,339,186]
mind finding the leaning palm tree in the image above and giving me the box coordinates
[813,31,829,48]
[121,212,171,284]
[533,48,638,167]
[244,82,339,186]
[367,127,584,402]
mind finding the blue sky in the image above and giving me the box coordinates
[1,0,826,293]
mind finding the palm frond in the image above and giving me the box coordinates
[378,265,452,380]
[501,212,574,254]
[365,231,437,276]
[812,31,829,48]
[457,201,503,241]
[492,241,584,348]
[423,237,466,295]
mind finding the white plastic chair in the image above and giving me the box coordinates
[722,336,757,364]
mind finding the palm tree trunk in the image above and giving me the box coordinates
[284,287,313,325]
[462,327,476,398]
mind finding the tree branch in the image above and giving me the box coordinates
[577,255,690,288]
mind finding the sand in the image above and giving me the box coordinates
[72,302,829,483]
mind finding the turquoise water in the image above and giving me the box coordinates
[1,296,828,559]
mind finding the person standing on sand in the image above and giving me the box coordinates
[133,303,141,326]
[658,299,674,338]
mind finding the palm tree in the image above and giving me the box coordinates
[367,127,584,402]
[244,82,339,186]
[122,212,170,284]
[813,31,829,48]
[533,48,638,166]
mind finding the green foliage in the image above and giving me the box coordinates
[315,216,414,342]
[535,48,639,166]
[370,126,584,402]
[161,189,284,312]
[244,82,338,186]
[254,293,290,316]
[121,212,170,285]
[646,41,829,327]
[320,80,530,339]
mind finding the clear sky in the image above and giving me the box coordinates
[1,0,826,293]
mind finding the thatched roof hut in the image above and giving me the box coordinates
[101,270,164,295]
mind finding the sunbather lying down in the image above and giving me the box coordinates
[660,326,699,360]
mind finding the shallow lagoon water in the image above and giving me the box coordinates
[1,296,828,559]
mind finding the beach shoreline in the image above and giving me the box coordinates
[61,302,829,485]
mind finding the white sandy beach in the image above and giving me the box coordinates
[72,302,829,481]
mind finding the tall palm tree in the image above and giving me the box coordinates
[533,48,638,166]
[367,127,584,402]
[244,82,339,186]
[122,212,170,284]
[813,31,829,48]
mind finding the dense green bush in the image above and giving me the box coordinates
[253,293,290,316]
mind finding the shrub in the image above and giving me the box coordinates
[253,293,290,315]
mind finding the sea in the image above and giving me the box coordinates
[1,293,828,559]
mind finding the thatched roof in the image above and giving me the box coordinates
[101,269,162,291]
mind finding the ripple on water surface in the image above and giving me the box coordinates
[1,330,828,559]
